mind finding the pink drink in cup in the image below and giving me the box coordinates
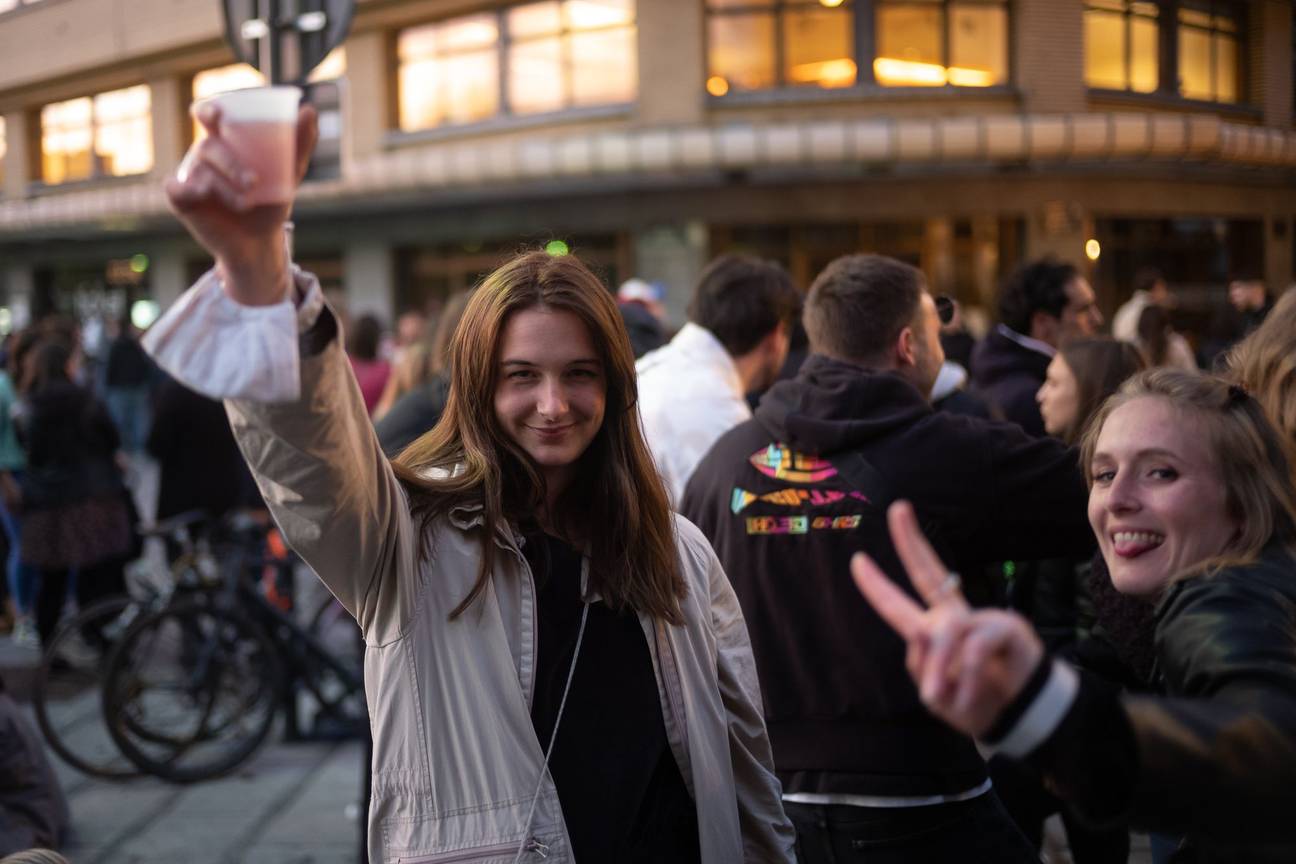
[203,86,301,206]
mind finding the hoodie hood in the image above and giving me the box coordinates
[971,326,1052,387]
[753,354,931,455]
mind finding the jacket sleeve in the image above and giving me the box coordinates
[703,541,798,862]
[995,573,1296,845]
[142,268,419,643]
[224,311,419,643]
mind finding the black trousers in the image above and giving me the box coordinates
[34,558,126,648]
[786,792,1040,864]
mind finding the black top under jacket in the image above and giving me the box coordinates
[524,531,700,864]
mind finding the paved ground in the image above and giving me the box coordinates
[3,605,365,864]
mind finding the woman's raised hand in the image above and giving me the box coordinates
[164,102,318,307]
[850,501,1044,738]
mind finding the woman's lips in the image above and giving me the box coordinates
[1111,530,1166,558]
[530,424,573,439]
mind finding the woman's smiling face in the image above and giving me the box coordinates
[1088,396,1240,597]
[492,306,607,497]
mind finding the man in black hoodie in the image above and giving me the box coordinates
[681,254,1095,862]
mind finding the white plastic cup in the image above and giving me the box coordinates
[201,86,302,206]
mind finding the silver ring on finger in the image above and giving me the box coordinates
[936,572,962,601]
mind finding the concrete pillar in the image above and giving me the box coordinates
[921,218,955,295]
[1265,216,1294,292]
[2,263,35,330]
[148,74,188,178]
[343,240,395,322]
[3,110,31,199]
[970,216,1001,311]
[1015,0,1086,113]
[635,0,705,126]
[632,222,708,329]
[149,246,188,310]
[341,30,388,168]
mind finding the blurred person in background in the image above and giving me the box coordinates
[636,255,800,504]
[1202,277,1274,368]
[346,313,390,416]
[973,258,1103,436]
[0,674,69,858]
[931,296,994,419]
[103,316,156,456]
[616,278,667,359]
[1136,305,1196,370]
[19,340,130,650]
[374,291,471,456]
[1226,288,1296,478]
[1112,267,1171,343]
[373,313,437,422]
[147,374,257,524]
[2,332,43,647]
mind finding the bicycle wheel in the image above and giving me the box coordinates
[102,599,281,783]
[32,595,144,780]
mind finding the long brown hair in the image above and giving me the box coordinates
[1080,369,1296,581]
[1057,338,1146,445]
[1226,289,1296,478]
[392,251,686,623]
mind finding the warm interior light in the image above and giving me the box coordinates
[788,58,857,88]
[706,75,730,97]
[873,57,995,88]
[1085,239,1102,261]
[819,0,845,7]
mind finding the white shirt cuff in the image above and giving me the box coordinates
[984,659,1080,759]
[142,265,325,403]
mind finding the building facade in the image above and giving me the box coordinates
[0,0,1293,336]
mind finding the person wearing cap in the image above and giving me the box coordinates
[616,278,668,359]
[636,255,801,504]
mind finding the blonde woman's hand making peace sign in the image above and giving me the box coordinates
[850,501,1045,738]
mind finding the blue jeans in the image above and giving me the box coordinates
[0,493,37,615]
[787,792,1040,864]
[105,386,150,453]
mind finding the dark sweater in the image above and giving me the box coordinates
[971,327,1052,437]
[681,354,1092,798]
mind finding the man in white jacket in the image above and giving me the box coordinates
[637,255,801,504]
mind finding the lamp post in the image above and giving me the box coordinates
[222,0,354,85]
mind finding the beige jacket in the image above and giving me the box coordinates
[209,284,793,863]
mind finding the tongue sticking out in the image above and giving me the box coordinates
[1113,533,1164,558]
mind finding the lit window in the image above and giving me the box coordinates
[705,1,1008,94]
[192,63,266,141]
[874,1,1008,87]
[1084,1,1160,92]
[40,85,153,185]
[1178,1,1240,102]
[398,2,636,132]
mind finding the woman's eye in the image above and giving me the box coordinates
[508,370,535,380]
[1093,469,1116,484]
[1149,467,1178,480]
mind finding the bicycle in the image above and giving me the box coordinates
[31,509,217,780]
[99,511,366,784]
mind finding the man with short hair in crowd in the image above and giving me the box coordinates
[681,253,1094,862]
[636,254,801,503]
[973,258,1103,436]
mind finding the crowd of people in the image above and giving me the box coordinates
[5,102,1296,864]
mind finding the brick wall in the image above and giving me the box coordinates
[1015,0,1087,113]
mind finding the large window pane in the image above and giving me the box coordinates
[708,14,776,92]
[876,4,943,82]
[570,26,637,104]
[398,14,500,131]
[783,8,854,88]
[1130,14,1159,92]
[1084,9,1126,89]
[566,0,632,29]
[511,1,562,38]
[1214,31,1237,102]
[949,4,1007,86]
[1178,26,1213,99]
[509,38,565,115]
[41,97,94,185]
